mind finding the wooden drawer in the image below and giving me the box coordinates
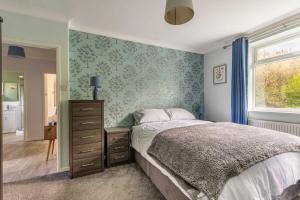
[109,142,129,154]
[73,143,101,160]
[109,132,128,145]
[73,129,101,145]
[73,156,102,175]
[72,116,102,131]
[72,103,102,117]
[110,151,129,164]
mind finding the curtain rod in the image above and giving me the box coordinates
[223,12,300,49]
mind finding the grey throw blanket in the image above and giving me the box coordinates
[147,122,300,200]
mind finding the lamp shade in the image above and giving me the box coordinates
[90,76,101,88]
[8,46,26,58]
[165,0,194,25]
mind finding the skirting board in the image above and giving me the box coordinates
[134,150,190,200]
[59,166,70,172]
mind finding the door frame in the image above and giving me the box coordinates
[1,16,3,200]
[1,39,62,173]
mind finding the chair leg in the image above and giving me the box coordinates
[46,140,52,161]
[51,139,55,155]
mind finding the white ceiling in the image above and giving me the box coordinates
[0,0,300,53]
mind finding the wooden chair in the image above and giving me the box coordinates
[44,125,57,161]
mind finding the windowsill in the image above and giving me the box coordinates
[248,110,300,124]
[249,108,300,115]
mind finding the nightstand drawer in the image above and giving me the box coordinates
[109,142,129,153]
[73,129,101,145]
[110,151,129,164]
[72,116,102,131]
[105,127,130,168]
[73,156,102,174]
[72,103,102,117]
[73,143,101,160]
[109,132,128,145]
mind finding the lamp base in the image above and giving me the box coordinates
[93,87,98,100]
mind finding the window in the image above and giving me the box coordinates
[250,35,300,112]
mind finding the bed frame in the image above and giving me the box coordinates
[135,150,300,200]
[134,150,190,200]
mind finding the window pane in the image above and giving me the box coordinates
[257,37,300,61]
[255,57,300,108]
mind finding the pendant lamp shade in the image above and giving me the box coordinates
[8,46,26,58]
[165,0,194,25]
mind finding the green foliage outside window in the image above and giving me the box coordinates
[282,75,300,107]
[255,57,300,108]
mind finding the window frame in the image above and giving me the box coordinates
[249,33,300,113]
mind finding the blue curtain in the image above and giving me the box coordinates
[231,37,248,124]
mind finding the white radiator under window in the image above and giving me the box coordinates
[248,119,300,137]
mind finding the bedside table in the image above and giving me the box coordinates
[105,127,131,167]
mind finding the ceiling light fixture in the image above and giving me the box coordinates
[165,0,194,25]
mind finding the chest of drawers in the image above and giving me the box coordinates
[69,100,104,178]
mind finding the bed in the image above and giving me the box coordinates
[131,116,300,200]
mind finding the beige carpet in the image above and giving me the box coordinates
[4,163,165,200]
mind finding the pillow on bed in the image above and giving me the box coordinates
[165,108,196,120]
[134,109,170,125]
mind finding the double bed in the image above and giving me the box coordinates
[131,110,300,200]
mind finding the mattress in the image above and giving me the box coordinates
[131,120,300,200]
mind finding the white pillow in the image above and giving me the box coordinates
[165,108,196,120]
[134,109,170,125]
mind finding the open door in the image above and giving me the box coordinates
[44,73,57,126]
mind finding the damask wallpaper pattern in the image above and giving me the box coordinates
[69,30,204,127]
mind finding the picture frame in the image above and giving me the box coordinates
[213,64,227,84]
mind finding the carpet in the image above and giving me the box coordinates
[4,163,165,200]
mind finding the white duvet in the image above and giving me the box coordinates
[131,120,300,200]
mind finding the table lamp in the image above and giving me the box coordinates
[90,76,101,100]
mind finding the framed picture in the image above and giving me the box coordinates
[213,64,227,84]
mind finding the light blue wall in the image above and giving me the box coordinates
[204,47,232,122]
[69,30,204,127]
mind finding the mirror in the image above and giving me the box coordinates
[2,71,24,102]
[3,82,18,101]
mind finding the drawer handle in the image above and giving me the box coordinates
[79,149,94,154]
[113,155,126,160]
[81,122,97,125]
[81,135,94,139]
[81,163,94,167]
[114,146,124,150]
[81,108,94,111]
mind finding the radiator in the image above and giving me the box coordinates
[248,119,300,137]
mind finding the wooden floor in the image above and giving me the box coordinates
[3,133,57,183]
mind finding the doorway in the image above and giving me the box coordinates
[2,43,58,183]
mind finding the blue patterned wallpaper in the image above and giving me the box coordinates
[69,30,204,127]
